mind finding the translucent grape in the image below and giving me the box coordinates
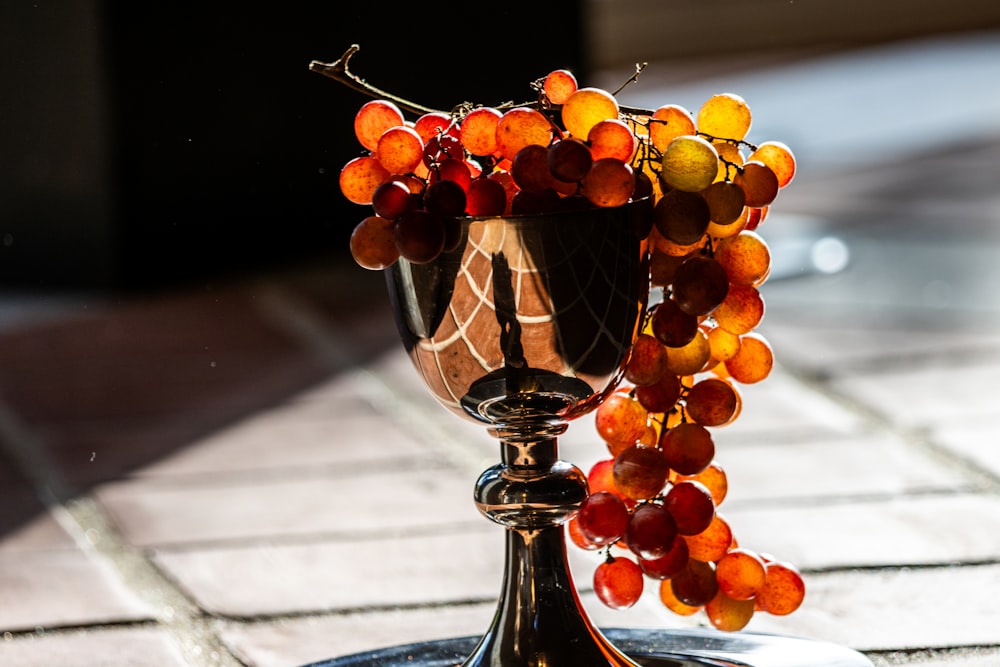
[423,132,465,168]
[625,502,678,560]
[372,125,423,175]
[594,556,644,610]
[715,231,771,286]
[423,179,467,217]
[650,297,698,348]
[649,104,695,152]
[663,328,710,376]
[706,590,755,631]
[624,333,668,386]
[466,177,508,216]
[725,333,774,384]
[700,180,746,225]
[665,480,715,535]
[634,371,682,414]
[561,87,619,140]
[543,69,578,105]
[660,422,714,475]
[547,137,592,184]
[714,284,765,335]
[429,157,473,192]
[567,516,600,551]
[685,378,740,427]
[339,155,390,205]
[394,209,446,264]
[587,458,624,499]
[639,532,689,579]
[350,215,399,270]
[697,93,752,142]
[659,578,702,616]
[495,107,553,161]
[459,106,502,157]
[661,135,719,193]
[683,513,732,563]
[576,491,630,546]
[354,99,405,151]
[706,325,741,363]
[735,161,780,208]
[671,255,729,316]
[511,144,555,193]
[670,558,719,607]
[749,140,796,188]
[371,180,415,220]
[581,158,635,208]
[653,190,710,245]
[588,118,638,162]
[613,445,670,501]
[716,548,767,601]
[756,561,806,615]
[678,462,728,506]
[595,392,648,452]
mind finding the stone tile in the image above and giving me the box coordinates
[723,493,1000,570]
[714,432,970,503]
[153,529,503,618]
[0,487,76,553]
[829,357,1000,429]
[97,467,480,547]
[929,414,1000,482]
[744,564,1000,652]
[0,550,152,632]
[0,627,189,667]
[221,604,495,667]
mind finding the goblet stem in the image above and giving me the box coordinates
[468,430,639,667]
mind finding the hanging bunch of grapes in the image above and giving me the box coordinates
[332,51,803,630]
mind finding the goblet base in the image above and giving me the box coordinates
[304,627,873,667]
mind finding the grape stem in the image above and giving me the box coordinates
[308,44,441,116]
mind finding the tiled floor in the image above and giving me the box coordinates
[2,32,1000,667]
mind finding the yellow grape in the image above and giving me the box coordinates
[495,107,553,161]
[706,325,741,362]
[713,141,745,182]
[649,104,695,151]
[664,327,710,376]
[543,69,578,105]
[661,135,719,193]
[705,590,755,631]
[697,93,752,141]
[749,140,796,188]
[354,99,405,151]
[460,107,502,157]
[715,231,771,286]
[561,87,619,140]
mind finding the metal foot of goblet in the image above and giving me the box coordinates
[307,201,872,667]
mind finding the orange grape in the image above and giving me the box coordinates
[716,548,767,600]
[581,158,635,208]
[706,325,741,363]
[577,491,630,547]
[511,144,555,193]
[664,328,710,376]
[697,93,752,141]
[595,392,648,451]
[543,68,578,105]
[714,284,765,335]
[561,87,619,139]
[685,378,740,427]
[594,556,644,610]
[634,371,682,414]
[354,99,405,151]
[375,125,424,174]
[683,514,733,563]
[725,333,774,383]
[649,104,695,151]
[495,107,553,161]
[706,590,755,631]
[624,333,668,386]
[735,161,780,207]
[588,118,638,162]
[339,155,390,205]
[661,135,719,192]
[413,111,454,144]
[350,215,399,270]
[756,561,806,615]
[459,107,502,157]
[660,422,714,475]
[715,231,771,286]
[568,516,600,551]
[640,533,689,579]
[678,462,728,506]
[749,140,796,188]
[659,578,702,616]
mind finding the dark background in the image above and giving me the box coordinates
[0,2,585,292]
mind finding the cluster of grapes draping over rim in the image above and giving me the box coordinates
[327,47,804,631]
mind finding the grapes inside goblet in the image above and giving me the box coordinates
[387,199,654,667]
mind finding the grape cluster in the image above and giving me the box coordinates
[337,65,804,631]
